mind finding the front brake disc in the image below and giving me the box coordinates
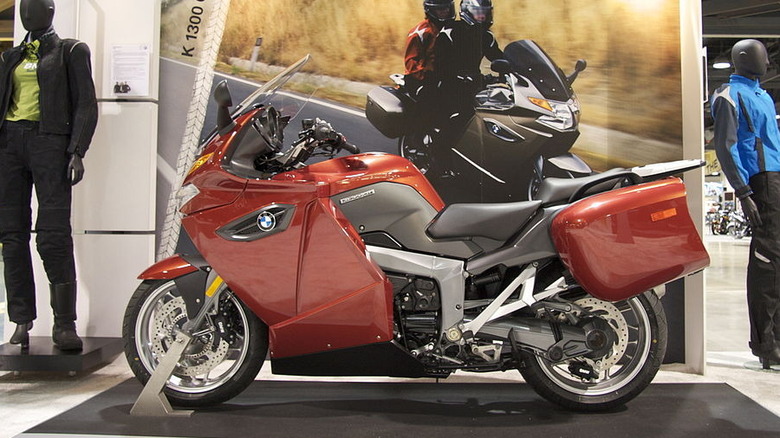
[150,296,230,377]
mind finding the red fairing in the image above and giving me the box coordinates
[182,180,319,326]
[274,152,445,210]
[179,111,260,216]
[180,153,406,358]
[551,178,710,302]
[138,255,198,280]
[269,198,393,358]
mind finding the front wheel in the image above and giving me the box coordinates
[519,290,666,411]
[399,133,433,174]
[123,279,268,407]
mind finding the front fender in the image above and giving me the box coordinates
[138,254,199,280]
[139,254,213,319]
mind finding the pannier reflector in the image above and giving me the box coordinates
[650,208,677,222]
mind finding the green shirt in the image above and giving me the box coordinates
[6,40,41,122]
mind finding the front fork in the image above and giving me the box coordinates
[182,270,228,334]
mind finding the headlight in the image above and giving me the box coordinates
[537,100,577,131]
[177,184,200,212]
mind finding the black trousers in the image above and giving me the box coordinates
[746,171,780,355]
[0,120,75,324]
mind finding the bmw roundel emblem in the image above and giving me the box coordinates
[257,212,276,232]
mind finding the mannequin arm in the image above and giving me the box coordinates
[68,154,84,186]
[711,90,753,198]
[65,42,98,158]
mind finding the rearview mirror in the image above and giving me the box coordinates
[214,81,236,134]
[566,59,588,85]
[491,59,512,75]
[214,80,233,107]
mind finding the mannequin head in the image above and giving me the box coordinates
[20,0,55,35]
[731,39,770,80]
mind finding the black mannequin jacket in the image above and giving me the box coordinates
[0,31,97,157]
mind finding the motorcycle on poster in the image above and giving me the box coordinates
[367,39,591,203]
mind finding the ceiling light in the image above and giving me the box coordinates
[713,61,731,70]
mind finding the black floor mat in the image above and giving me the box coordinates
[25,380,780,438]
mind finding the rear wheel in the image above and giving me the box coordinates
[123,280,267,406]
[519,290,666,411]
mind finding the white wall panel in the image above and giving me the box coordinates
[77,0,161,100]
[72,101,158,232]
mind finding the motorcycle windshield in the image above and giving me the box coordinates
[232,54,313,120]
[503,40,573,102]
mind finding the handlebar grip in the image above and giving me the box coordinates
[340,137,360,155]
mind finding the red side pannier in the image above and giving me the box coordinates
[551,178,710,302]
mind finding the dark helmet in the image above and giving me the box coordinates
[460,0,493,27]
[424,0,455,23]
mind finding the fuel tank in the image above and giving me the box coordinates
[276,153,482,259]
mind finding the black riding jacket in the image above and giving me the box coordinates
[0,31,97,157]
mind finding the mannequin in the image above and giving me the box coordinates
[711,39,780,369]
[0,0,97,350]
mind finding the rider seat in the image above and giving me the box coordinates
[426,200,542,242]
[535,168,631,206]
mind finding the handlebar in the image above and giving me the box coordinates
[310,119,360,154]
[271,118,360,171]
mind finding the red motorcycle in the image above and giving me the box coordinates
[123,56,709,412]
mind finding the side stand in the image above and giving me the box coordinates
[130,332,194,417]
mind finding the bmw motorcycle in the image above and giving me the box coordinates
[726,209,751,239]
[366,39,591,203]
[123,55,710,412]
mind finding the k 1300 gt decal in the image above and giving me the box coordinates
[339,189,376,205]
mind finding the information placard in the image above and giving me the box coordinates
[110,44,151,97]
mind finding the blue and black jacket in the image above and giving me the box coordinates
[711,74,780,198]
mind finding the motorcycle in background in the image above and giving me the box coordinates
[709,209,731,235]
[709,208,751,239]
[366,40,590,203]
[123,55,709,413]
[726,209,751,239]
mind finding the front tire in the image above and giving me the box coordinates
[123,279,267,407]
[399,133,432,174]
[519,290,666,411]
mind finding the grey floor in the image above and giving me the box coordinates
[0,233,778,438]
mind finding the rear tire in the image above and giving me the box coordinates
[519,290,666,411]
[123,280,267,407]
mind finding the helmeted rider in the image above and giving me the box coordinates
[404,0,455,95]
[401,0,455,169]
[437,0,503,87]
[423,0,503,176]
